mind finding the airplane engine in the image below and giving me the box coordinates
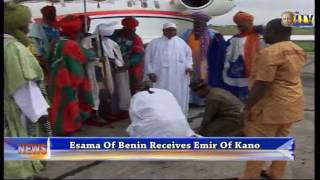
[179,0,236,16]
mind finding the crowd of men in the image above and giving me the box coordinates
[4,2,306,179]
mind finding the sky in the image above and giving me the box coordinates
[211,0,315,25]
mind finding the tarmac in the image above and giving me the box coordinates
[36,53,315,179]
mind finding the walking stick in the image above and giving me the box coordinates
[96,32,114,97]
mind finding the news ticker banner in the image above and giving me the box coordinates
[4,137,294,161]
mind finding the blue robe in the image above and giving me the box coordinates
[180,29,216,106]
[207,34,249,102]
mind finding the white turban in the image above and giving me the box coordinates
[163,22,177,29]
[94,21,118,37]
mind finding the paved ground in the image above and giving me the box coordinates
[37,53,314,179]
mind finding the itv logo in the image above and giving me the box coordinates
[281,11,314,27]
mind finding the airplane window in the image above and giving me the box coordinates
[154,0,160,9]
[141,0,148,8]
[181,0,211,8]
[128,0,133,7]
[94,0,105,8]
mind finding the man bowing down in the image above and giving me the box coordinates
[144,22,193,115]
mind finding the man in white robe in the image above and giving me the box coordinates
[144,22,193,115]
[127,84,197,137]
[94,23,131,119]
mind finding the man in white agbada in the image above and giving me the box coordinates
[127,84,197,137]
[144,22,193,115]
[94,23,131,114]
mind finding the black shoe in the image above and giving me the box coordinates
[91,110,99,120]
[260,170,273,179]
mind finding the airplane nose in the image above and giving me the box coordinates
[179,0,235,16]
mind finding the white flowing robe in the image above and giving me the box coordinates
[127,88,196,137]
[101,38,131,111]
[144,36,193,115]
[13,81,49,129]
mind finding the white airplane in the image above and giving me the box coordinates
[17,0,314,43]
[20,0,236,43]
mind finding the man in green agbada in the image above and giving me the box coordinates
[4,2,50,179]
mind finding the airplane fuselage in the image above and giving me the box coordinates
[23,0,236,43]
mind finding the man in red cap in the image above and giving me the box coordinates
[28,5,60,62]
[28,5,60,96]
[221,11,265,103]
[110,17,145,96]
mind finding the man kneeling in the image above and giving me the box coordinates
[127,82,197,137]
[189,80,244,136]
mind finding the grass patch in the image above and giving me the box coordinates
[292,27,315,35]
[210,25,238,35]
[294,41,314,52]
[209,25,314,52]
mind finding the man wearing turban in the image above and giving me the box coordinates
[4,2,50,179]
[221,11,266,102]
[47,15,94,135]
[90,23,132,122]
[121,16,139,30]
[180,11,225,107]
[110,17,145,95]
